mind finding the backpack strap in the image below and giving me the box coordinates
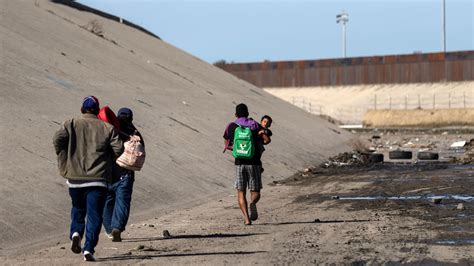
[223,122,238,153]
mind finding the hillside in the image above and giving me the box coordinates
[0,0,351,254]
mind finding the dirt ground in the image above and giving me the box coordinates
[3,131,474,265]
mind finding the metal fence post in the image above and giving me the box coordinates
[449,92,451,109]
[433,94,436,109]
[389,95,392,110]
[405,95,408,110]
[374,94,377,110]
[418,94,421,109]
[464,91,466,108]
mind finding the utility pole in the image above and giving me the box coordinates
[336,11,349,58]
[442,0,446,53]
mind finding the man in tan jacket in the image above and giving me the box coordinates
[53,96,123,261]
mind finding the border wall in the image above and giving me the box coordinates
[219,51,474,87]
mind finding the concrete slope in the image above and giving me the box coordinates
[0,0,351,253]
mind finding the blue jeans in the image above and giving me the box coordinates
[103,173,134,234]
[69,186,107,254]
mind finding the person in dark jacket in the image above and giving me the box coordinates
[102,107,144,242]
[53,96,123,261]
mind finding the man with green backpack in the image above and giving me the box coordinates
[223,103,264,225]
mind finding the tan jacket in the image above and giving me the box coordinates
[53,113,123,182]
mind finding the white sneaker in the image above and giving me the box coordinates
[70,232,82,254]
[105,232,113,239]
[83,250,95,261]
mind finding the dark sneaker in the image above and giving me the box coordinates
[70,232,82,254]
[111,229,122,242]
[83,250,95,261]
[249,202,258,221]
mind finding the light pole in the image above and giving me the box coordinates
[442,0,446,53]
[336,11,349,58]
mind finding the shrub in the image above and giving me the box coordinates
[85,19,104,37]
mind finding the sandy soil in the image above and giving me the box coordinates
[4,131,473,265]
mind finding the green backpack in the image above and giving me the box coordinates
[232,125,254,159]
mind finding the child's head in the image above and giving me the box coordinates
[261,115,272,128]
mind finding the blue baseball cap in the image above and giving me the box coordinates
[81,95,99,113]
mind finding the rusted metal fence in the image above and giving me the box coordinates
[219,51,474,87]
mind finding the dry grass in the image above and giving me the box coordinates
[363,108,474,128]
[85,19,104,37]
[349,137,370,153]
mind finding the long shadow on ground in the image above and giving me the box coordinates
[123,233,267,242]
[98,251,268,262]
[257,219,375,226]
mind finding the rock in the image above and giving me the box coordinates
[60,246,65,249]
[314,218,321,223]
[135,245,145,250]
[457,203,465,210]
[431,198,442,204]
[163,230,172,239]
[332,196,340,199]
[303,168,311,173]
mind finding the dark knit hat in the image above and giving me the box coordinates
[235,103,249,118]
[117,107,133,121]
[81,95,99,115]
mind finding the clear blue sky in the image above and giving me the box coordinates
[78,0,473,63]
